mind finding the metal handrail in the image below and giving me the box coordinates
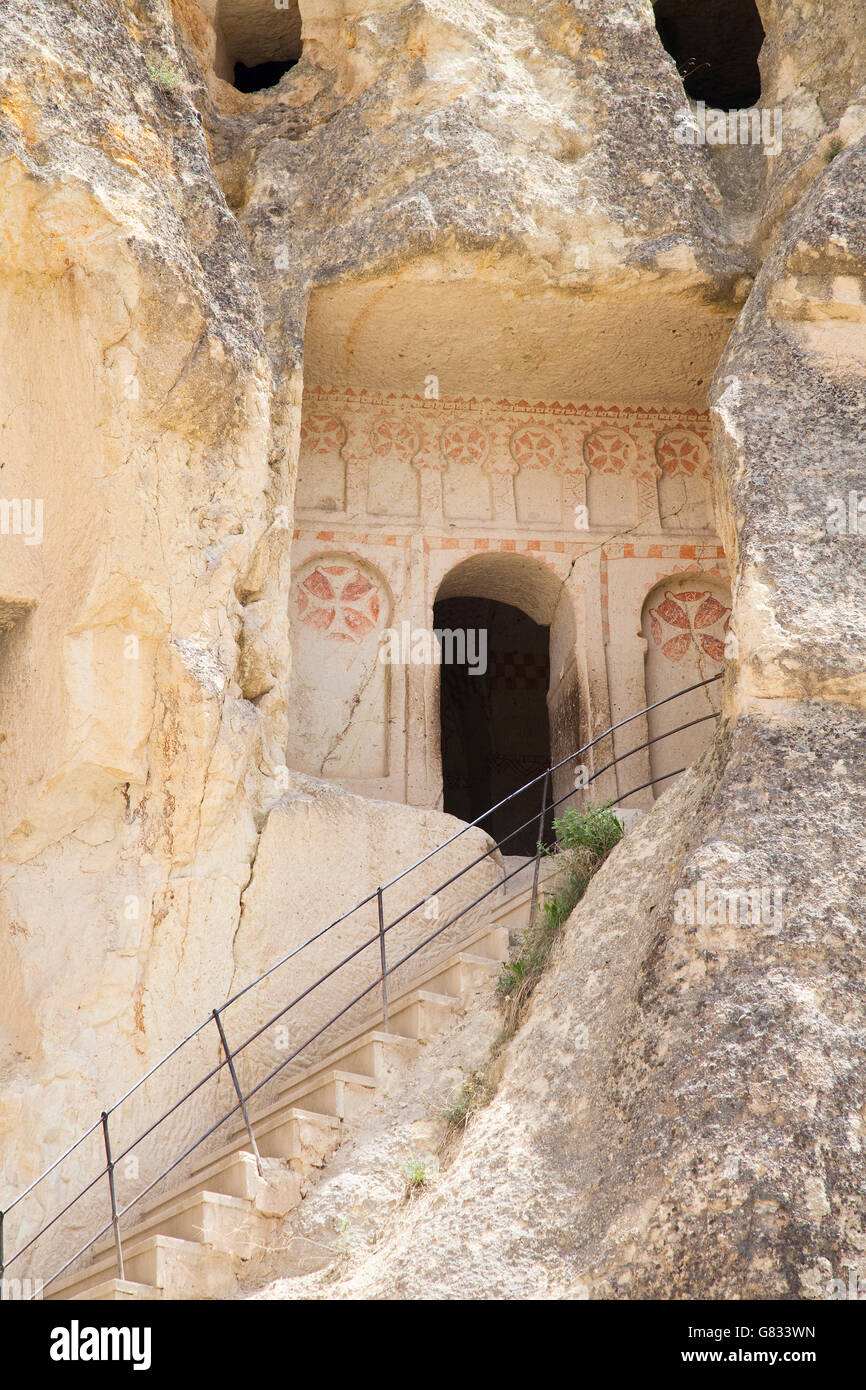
[1,672,721,1222]
[379,673,725,891]
[0,673,723,1297]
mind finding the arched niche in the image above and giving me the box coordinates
[510,423,564,526]
[435,551,564,626]
[656,428,714,532]
[296,408,348,513]
[584,427,638,531]
[286,554,392,781]
[641,573,731,794]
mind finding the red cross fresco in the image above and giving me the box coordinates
[296,565,381,642]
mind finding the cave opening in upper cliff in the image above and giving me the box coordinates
[653,0,764,110]
[214,0,302,92]
[233,59,298,93]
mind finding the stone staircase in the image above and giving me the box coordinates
[47,860,556,1301]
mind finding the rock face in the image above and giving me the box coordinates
[1,0,865,1298]
[0,0,277,1218]
[297,712,866,1300]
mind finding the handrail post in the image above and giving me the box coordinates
[377,887,389,1032]
[212,1009,263,1176]
[528,768,550,934]
[101,1112,125,1284]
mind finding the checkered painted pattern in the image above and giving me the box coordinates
[486,652,549,691]
[490,753,548,776]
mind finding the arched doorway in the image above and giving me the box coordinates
[436,595,551,855]
[434,553,579,856]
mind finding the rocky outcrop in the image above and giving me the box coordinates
[0,0,280,1210]
[293,704,865,1300]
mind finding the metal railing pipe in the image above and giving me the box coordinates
[101,1113,125,1283]
[377,888,389,1031]
[379,673,723,892]
[213,1010,263,1177]
[527,767,550,934]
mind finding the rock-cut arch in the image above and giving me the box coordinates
[434,553,579,854]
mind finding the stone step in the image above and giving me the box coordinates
[241,934,507,1123]
[91,1151,301,1263]
[388,934,507,1002]
[479,924,511,958]
[91,1187,270,1266]
[386,987,457,1041]
[47,914,511,1301]
[54,917,508,1295]
[67,1278,162,1302]
[420,951,502,999]
[190,1107,340,1179]
[224,1031,416,1143]
[278,1030,418,1098]
[449,922,510,961]
[89,950,485,1274]
[277,1067,378,1122]
[277,922,506,1064]
[48,1232,237,1301]
[486,871,562,934]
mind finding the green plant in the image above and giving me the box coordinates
[402,1155,430,1195]
[146,53,184,92]
[824,136,844,164]
[552,801,625,860]
[496,802,623,1017]
[443,1071,495,1132]
[442,805,623,1158]
[497,951,530,996]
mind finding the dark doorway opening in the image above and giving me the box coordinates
[653,0,764,110]
[233,59,297,93]
[436,596,552,856]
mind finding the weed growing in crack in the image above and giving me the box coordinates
[443,1072,496,1133]
[402,1155,430,1197]
[146,53,185,92]
[497,802,623,1028]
